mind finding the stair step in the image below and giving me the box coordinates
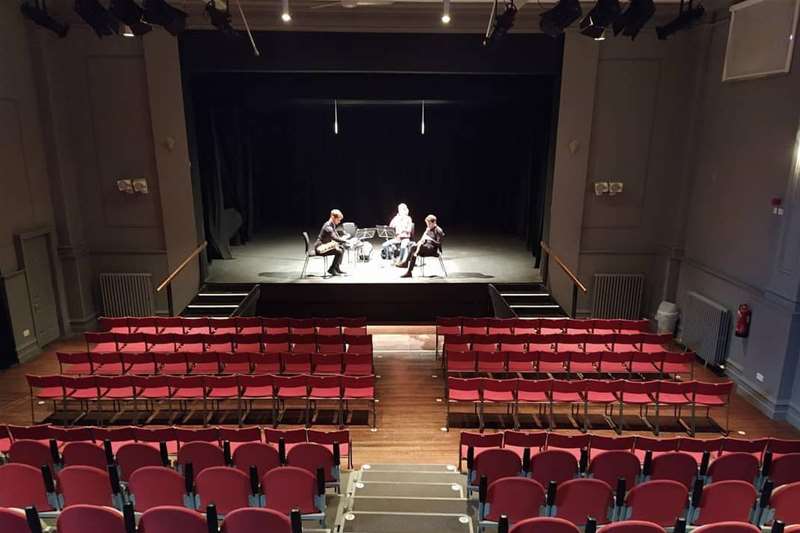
[187,304,240,309]
[197,292,250,298]
[509,304,561,309]
[500,292,550,297]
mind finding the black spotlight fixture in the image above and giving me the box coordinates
[206,0,238,37]
[579,0,620,39]
[612,0,655,39]
[143,0,188,36]
[20,0,70,38]
[539,0,582,38]
[110,0,152,36]
[75,0,119,38]
[656,0,704,40]
[483,0,518,46]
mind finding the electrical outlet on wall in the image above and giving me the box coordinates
[756,372,764,383]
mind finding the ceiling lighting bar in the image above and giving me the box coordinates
[282,0,292,22]
[442,0,451,24]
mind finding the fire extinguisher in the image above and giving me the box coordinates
[735,304,751,338]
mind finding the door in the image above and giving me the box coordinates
[22,234,60,346]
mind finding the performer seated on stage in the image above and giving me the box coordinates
[400,214,445,278]
[315,208,348,277]
[382,203,414,265]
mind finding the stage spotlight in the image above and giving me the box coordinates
[20,1,69,38]
[579,0,620,39]
[442,0,451,24]
[656,0,704,40]
[281,0,291,21]
[539,0,582,38]
[75,0,119,38]
[110,0,152,35]
[142,0,188,36]
[612,0,654,39]
[483,0,517,46]
[206,0,238,37]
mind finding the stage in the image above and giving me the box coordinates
[206,230,541,285]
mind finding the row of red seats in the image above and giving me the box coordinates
[57,351,374,377]
[436,317,650,335]
[443,333,673,354]
[26,374,377,429]
[447,350,694,378]
[447,378,733,434]
[0,425,353,466]
[459,431,800,470]
[2,504,303,533]
[481,474,800,532]
[84,332,373,354]
[496,516,795,533]
[98,315,367,336]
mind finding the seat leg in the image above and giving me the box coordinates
[439,255,448,277]
[301,256,309,278]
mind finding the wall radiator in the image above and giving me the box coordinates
[592,273,645,319]
[680,291,731,367]
[99,273,155,317]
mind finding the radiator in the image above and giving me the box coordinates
[592,273,645,319]
[99,273,155,317]
[679,291,731,367]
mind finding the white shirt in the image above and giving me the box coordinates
[389,214,413,239]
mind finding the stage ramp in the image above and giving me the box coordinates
[339,464,473,533]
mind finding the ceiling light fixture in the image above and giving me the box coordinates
[334,100,339,135]
[110,0,152,36]
[442,0,451,24]
[281,0,291,22]
[74,0,119,38]
[656,0,704,40]
[122,23,135,37]
[206,0,237,37]
[20,0,70,38]
[612,0,655,39]
[539,0,582,37]
[579,0,620,39]
[421,101,426,135]
[142,0,187,36]
[483,0,517,46]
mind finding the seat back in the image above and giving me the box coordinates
[262,466,319,515]
[61,441,108,470]
[8,439,56,469]
[625,480,688,527]
[176,441,225,474]
[695,480,757,526]
[509,516,581,533]
[302,232,311,254]
[116,443,163,482]
[649,452,697,489]
[233,442,281,479]
[770,453,800,486]
[222,508,292,533]
[56,504,125,533]
[553,478,614,526]
[770,481,800,526]
[473,448,522,485]
[588,450,641,489]
[196,466,252,515]
[529,449,579,487]
[706,452,759,484]
[287,442,336,482]
[139,506,208,533]
[0,508,31,533]
[57,465,113,508]
[690,523,761,533]
[0,463,52,511]
[128,466,186,512]
[485,477,545,523]
[597,521,666,533]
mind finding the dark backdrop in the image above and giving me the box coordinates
[181,32,563,260]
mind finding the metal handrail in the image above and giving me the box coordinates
[540,240,588,318]
[156,241,207,316]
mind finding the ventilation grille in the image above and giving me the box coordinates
[99,273,155,317]
[680,291,731,367]
[592,273,645,319]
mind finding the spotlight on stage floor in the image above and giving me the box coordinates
[539,0,582,37]
[579,0,620,39]
[612,0,655,40]
[483,0,518,46]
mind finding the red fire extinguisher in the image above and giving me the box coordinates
[735,304,751,338]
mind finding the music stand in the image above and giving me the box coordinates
[356,228,376,240]
[376,225,396,240]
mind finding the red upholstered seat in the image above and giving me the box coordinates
[625,480,688,527]
[128,466,186,512]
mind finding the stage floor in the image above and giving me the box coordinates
[207,230,541,284]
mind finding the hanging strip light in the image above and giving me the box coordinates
[421,101,426,135]
[442,0,451,24]
[334,100,339,135]
[281,0,291,22]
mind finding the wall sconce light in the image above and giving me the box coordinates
[132,178,149,194]
[117,178,134,194]
[117,177,149,195]
[594,181,609,195]
[594,180,624,196]
[609,181,624,195]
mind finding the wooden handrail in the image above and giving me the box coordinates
[156,242,207,293]
[540,240,588,293]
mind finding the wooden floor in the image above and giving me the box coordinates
[1,325,798,466]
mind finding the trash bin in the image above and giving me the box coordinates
[655,301,679,334]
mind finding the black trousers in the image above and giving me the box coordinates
[406,242,438,272]
[318,246,343,271]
